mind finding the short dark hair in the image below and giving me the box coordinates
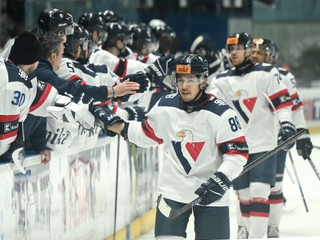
[39,32,64,59]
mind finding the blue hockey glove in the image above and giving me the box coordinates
[296,128,313,160]
[195,172,231,205]
[277,121,296,151]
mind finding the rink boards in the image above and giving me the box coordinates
[0,88,319,240]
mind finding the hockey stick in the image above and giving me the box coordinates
[307,157,320,181]
[113,135,121,240]
[285,164,295,184]
[11,122,26,174]
[288,151,309,212]
[313,146,320,150]
[157,129,306,219]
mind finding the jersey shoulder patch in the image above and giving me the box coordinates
[5,61,32,88]
[252,63,274,73]
[202,96,231,116]
[158,93,180,108]
[216,69,235,78]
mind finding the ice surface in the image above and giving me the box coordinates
[138,134,320,239]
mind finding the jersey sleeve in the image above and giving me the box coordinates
[264,67,292,123]
[126,99,163,147]
[215,108,249,181]
[0,82,28,155]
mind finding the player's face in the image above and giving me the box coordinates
[228,44,247,66]
[51,41,65,71]
[251,46,266,64]
[177,74,202,102]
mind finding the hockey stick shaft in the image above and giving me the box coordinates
[307,157,320,181]
[288,151,309,212]
[313,145,320,150]
[113,135,121,240]
[158,129,306,219]
[285,164,295,184]
[239,129,305,175]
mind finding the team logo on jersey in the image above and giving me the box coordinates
[243,97,257,112]
[172,130,205,174]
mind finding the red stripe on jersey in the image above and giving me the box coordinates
[30,84,53,112]
[68,75,86,85]
[269,89,289,101]
[291,92,304,111]
[95,100,117,112]
[292,102,303,111]
[0,130,18,140]
[97,99,113,107]
[217,136,249,159]
[142,55,149,63]
[269,89,292,110]
[142,119,163,144]
[0,114,19,122]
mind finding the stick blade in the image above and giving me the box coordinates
[157,194,172,218]
[12,147,26,174]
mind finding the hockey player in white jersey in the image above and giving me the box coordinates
[89,21,150,77]
[0,31,44,167]
[250,37,313,238]
[208,32,296,238]
[104,54,249,239]
[56,23,149,93]
[127,23,159,64]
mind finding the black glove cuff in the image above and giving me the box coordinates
[213,172,231,189]
[144,68,154,82]
[281,121,296,130]
[297,128,309,134]
[120,122,130,140]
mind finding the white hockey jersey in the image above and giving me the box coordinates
[278,67,306,129]
[0,59,37,155]
[126,93,248,206]
[89,49,148,77]
[208,63,293,154]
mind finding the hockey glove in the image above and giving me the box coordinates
[90,105,123,130]
[296,128,313,160]
[119,72,149,93]
[124,106,146,121]
[195,172,231,205]
[277,121,296,151]
[145,55,175,86]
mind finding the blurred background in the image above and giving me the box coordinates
[1,0,320,87]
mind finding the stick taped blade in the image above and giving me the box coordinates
[157,194,172,218]
[12,147,26,174]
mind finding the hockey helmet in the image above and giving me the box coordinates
[226,32,252,52]
[172,54,209,87]
[129,23,155,54]
[38,8,74,37]
[65,24,89,56]
[78,12,104,33]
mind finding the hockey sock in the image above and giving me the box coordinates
[268,191,284,228]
